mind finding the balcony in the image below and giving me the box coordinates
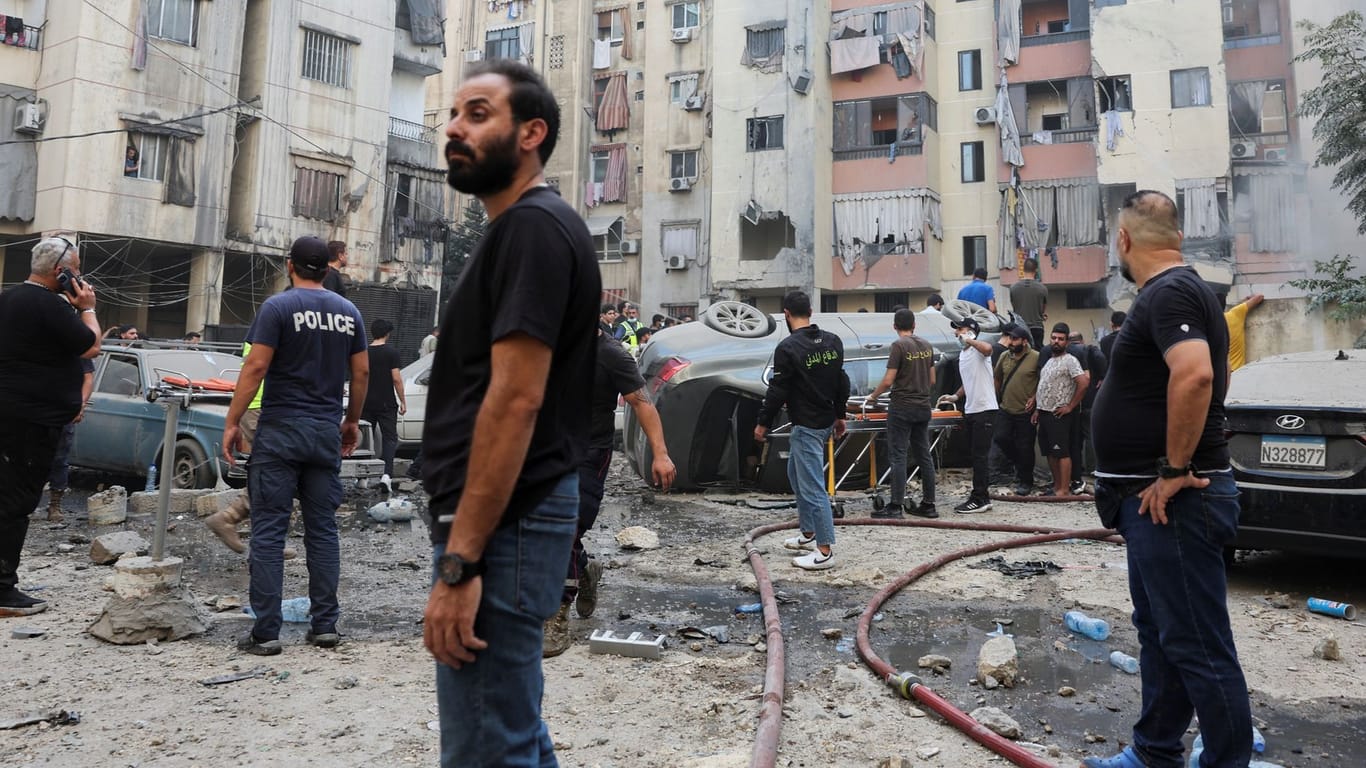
[831,248,934,291]
[393,26,444,77]
[833,141,923,162]
[1021,126,1097,146]
[1,24,40,50]
[387,116,439,167]
[1021,29,1089,48]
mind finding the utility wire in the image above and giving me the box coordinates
[0,102,246,146]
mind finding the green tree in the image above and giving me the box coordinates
[439,201,487,318]
[1294,11,1366,233]
[1287,254,1366,322]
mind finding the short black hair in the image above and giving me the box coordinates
[651,314,665,324]
[782,290,812,318]
[371,319,394,340]
[927,293,944,308]
[1051,322,1071,336]
[1110,310,1127,327]
[893,309,916,331]
[1022,257,1038,273]
[601,303,617,315]
[463,59,561,165]
[973,267,988,280]
[183,331,201,340]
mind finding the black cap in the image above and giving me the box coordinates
[1006,326,1030,340]
[950,317,980,333]
[289,235,331,275]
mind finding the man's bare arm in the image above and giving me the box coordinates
[623,388,675,491]
[866,368,898,403]
[1163,341,1213,467]
[223,344,273,463]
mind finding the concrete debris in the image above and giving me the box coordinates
[1264,592,1292,609]
[970,706,1022,739]
[978,635,1020,688]
[89,531,150,565]
[199,666,270,686]
[918,654,953,673]
[194,489,243,518]
[1314,635,1341,661]
[333,676,359,690]
[0,710,81,730]
[876,757,911,768]
[615,526,660,550]
[821,627,843,640]
[367,497,416,522]
[1058,686,1077,697]
[129,489,209,517]
[916,746,942,759]
[11,626,46,639]
[56,543,75,553]
[204,595,243,612]
[86,486,128,525]
[88,588,207,645]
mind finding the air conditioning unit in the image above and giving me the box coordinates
[742,199,763,225]
[669,177,694,192]
[666,254,688,270]
[683,94,704,111]
[974,106,997,125]
[13,102,44,135]
[792,69,813,95]
[621,239,640,254]
[671,28,692,43]
[1263,147,1289,162]
[1231,140,1257,160]
[464,50,483,62]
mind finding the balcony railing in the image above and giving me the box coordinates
[1,24,42,51]
[388,116,434,142]
[834,141,925,162]
[1021,126,1098,145]
[1020,29,1090,48]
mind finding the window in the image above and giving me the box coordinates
[662,223,699,263]
[485,26,521,60]
[1065,286,1110,310]
[833,94,936,154]
[1223,0,1280,41]
[962,236,987,276]
[669,74,699,104]
[662,302,697,320]
[960,141,984,183]
[874,292,909,313]
[669,150,698,179]
[302,28,354,88]
[958,50,982,91]
[1171,68,1211,108]
[925,4,936,39]
[595,219,624,262]
[394,173,413,219]
[148,0,197,46]
[747,116,784,151]
[820,294,840,313]
[591,151,611,184]
[294,166,345,220]
[396,0,411,31]
[872,11,888,36]
[98,356,141,396]
[1098,76,1132,112]
[742,26,784,69]
[598,10,624,43]
[1041,114,1067,131]
[1229,80,1287,135]
[672,2,700,31]
[1046,19,1068,34]
[126,132,169,181]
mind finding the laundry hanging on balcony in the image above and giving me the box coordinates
[829,36,880,75]
[832,190,941,277]
[995,74,1024,168]
[998,0,1021,66]
[402,0,446,46]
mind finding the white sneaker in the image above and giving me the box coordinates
[783,534,815,551]
[792,549,835,571]
[379,473,393,495]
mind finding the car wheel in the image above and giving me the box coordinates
[702,301,777,338]
[942,299,1004,334]
[171,438,213,490]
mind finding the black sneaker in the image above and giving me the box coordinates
[576,560,603,619]
[870,503,904,519]
[1012,485,1033,497]
[909,502,940,519]
[953,499,992,514]
[306,628,341,649]
[237,632,282,656]
[0,588,48,617]
[1070,480,1088,495]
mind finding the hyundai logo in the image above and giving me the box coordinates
[1275,415,1306,430]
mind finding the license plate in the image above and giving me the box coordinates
[1259,435,1326,469]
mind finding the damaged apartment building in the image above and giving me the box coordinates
[0,0,449,358]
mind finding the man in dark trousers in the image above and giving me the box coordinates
[421,60,599,768]
[362,319,406,482]
[0,237,100,616]
[543,326,676,657]
[938,318,998,512]
[1068,330,1106,492]
[1085,191,1250,768]
[223,235,369,656]
[1008,257,1048,351]
[754,290,850,571]
[864,309,938,519]
[993,326,1039,497]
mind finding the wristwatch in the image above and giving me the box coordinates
[1156,457,1191,479]
[436,552,486,586]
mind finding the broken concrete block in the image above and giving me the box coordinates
[970,706,1022,739]
[89,531,150,565]
[11,626,46,639]
[588,629,665,659]
[194,489,244,518]
[129,489,209,516]
[86,486,128,525]
[87,588,207,645]
[104,556,182,598]
[918,653,953,673]
[977,635,1019,688]
[615,526,659,550]
[1314,635,1341,661]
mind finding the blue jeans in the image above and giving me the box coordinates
[787,425,836,547]
[1106,471,1251,768]
[434,473,578,768]
[886,406,934,507]
[46,422,76,490]
[247,416,344,641]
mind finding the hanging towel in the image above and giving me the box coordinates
[1031,131,1053,145]
[829,36,880,75]
[592,38,612,69]
[1104,110,1125,151]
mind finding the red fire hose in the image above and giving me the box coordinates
[743,517,1123,768]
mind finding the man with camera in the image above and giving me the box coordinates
[0,237,100,616]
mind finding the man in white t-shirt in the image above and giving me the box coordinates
[938,318,999,512]
[1033,323,1090,496]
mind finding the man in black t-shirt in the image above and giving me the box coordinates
[421,60,599,767]
[362,319,406,480]
[543,329,675,657]
[864,309,938,519]
[1085,191,1250,768]
[323,241,350,297]
[0,237,100,616]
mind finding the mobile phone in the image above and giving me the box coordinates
[56,267,84,297]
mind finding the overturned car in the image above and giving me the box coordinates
[621,300,1012,492]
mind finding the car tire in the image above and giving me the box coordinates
[702,301,777,338]
[171,438,213,490]
[942,299,1004,334]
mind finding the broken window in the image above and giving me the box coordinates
[958,49,982,91]
[740,213,794,262]
[1223,0,1280,42]
[746,116,784,151]
[1229,79,1287,135]
[1041,114,1066,131]
[484,26,522,60]
[593,218,624,262]
[960,141,984,183]
[126,132,168,181]
[833,94,934,154]
[293,166,345,220]
[669,150,698,179]
[962,236,987,276]
[741,23,784,71]
[149,0,198,46]
[1097,76,1131,112]
[1171,68,1211,108]
[394,173,413,219]
[302,27,354,88]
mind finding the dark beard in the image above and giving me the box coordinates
[1119,260,1135,283]
[446,132,520,196]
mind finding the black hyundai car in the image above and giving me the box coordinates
[1225,348,1366,558]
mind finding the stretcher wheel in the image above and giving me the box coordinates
[833,502,846,519]
[871,494,886,512]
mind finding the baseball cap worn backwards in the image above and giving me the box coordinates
[950,317,980,333]
[289,236,331,274]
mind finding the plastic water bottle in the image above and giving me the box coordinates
[1064,610,1110,641]
[1188,734,1203,768]
[144,464,158,492]
[280,597,311,623]
[1251,725,1266,754]
[1190,729,1273,767]
[1109,650,1139,674]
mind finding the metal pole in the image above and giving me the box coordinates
[152,398,180,561]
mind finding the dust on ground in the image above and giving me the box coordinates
[3,461,1363,767]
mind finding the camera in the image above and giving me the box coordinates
[56,267,85,297]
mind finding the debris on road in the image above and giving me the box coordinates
[198,666,270,686]
[1314,634,1341,661]
[0,710,81,730]
[917,654,952,674]
[615,526,660,550]
[967,555,1062,578]
[11,626,46,639]
[588,629,666,659]
[89,530,150,565]
[978,636,1019,689]
[969,706,1022,739]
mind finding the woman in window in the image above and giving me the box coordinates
[124,145,140,178]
